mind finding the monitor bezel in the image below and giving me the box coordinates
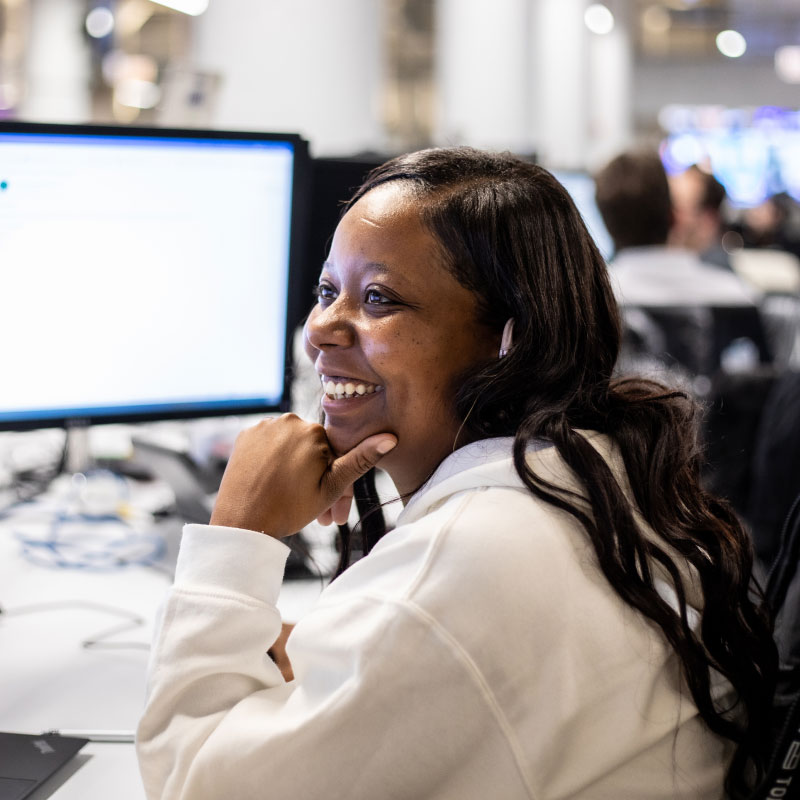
[0,119,310,431]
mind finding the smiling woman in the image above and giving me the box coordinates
[136,147,776,800]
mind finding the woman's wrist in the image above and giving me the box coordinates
[209,507,284,538]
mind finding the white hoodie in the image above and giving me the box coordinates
[136,433,732,800]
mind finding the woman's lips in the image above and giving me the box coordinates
[319,375,384,400]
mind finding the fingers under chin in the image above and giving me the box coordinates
[332,511,350,526]
[331,495,353,526]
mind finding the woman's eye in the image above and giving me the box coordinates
[313,282,337,303]
[365,288,392,305]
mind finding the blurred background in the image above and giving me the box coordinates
[0,0,798,179]
[4,0,800,231]
[3,0,800,252]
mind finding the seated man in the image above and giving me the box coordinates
[668,163,733,271]
[594,151,769,377]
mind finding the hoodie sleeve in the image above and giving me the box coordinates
[135,523,530,800]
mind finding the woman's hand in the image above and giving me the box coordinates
[209,414,396,538]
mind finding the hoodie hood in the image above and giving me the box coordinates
[396,431,705,613]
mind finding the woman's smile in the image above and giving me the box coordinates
[319,375,385,418]
[319,375,384,400]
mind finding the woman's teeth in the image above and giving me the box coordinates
[321,377,383,399]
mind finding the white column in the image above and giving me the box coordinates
[19,0,92,122]
[434,0,533,152]
[586,0,634,169]
[529,0,589,169]
[529,0,633,170]
[189,0,385,156]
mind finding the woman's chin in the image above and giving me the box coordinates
[324,422,367,457]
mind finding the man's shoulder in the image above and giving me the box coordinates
[611,246,757,307]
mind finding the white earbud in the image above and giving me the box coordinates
[499,318,514,358]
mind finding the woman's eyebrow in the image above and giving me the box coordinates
[364,261,393,275]
[320,260,394,275]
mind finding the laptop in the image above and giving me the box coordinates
[0,732,88,800]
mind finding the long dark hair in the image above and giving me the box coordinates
[334,147,776,798]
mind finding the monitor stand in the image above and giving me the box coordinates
[64,421,94,475]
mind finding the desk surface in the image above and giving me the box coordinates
[0,489,324,799]
[29,743,142,800]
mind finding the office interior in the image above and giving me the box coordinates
[1,1,799,798]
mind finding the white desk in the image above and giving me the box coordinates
[28,744,143,800]
[0,484,325,800]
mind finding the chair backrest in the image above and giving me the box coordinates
[701,368,778,521]
[746,371,800,567]
[760,293,800,371]
[750,494,800,799]
[711,305,773,367]
[622,304,771,378]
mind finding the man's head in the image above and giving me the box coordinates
[595,151,672,253]
[668,165,727,252]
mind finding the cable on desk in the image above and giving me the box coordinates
[14,514,166,571]
[9,469,167,571]
[0,599,151,651]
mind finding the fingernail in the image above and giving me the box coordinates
[376,438,397,455]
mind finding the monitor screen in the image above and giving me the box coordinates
[550,169,615,262]
[0,122,308,430]
[659,105,800,207]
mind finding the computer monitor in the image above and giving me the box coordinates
[0,121,309,431]
[295,154,388,324]
[550,169,615,262]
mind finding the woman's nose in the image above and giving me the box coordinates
[303,299,355,355]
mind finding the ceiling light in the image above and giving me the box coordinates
[584,4,615,35]
[775,46,800,84]
[85,6,115,38]
[716,30,747,59]
[148,0,209,15]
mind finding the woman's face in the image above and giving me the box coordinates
[303,182,499,496]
